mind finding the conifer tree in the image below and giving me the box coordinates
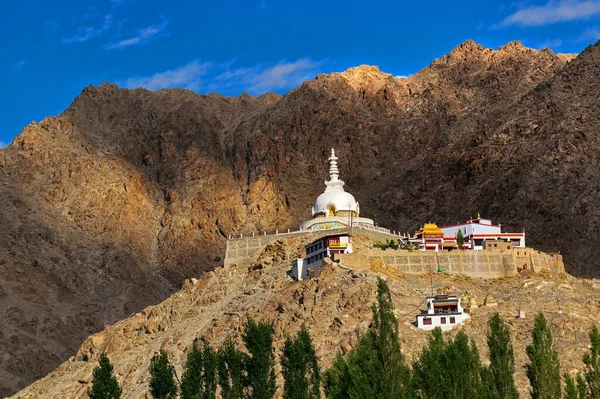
[487,313,519,399]
[180,340,218,399]
[413,328,487,399]
[577,374,588,399]
[218,338,246,399]
[242,318,277,399]
[324,352,352,399]
[457,230,465,249]
[149,350,178,399]
[526,313,561,399]
[584,325,600,398]
[324,277,413,399]
[370,277,412,398]
[87,353,122,399]
[281,327,321,399]
[564,375,578,399]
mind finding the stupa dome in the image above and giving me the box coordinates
[311,149,360,217]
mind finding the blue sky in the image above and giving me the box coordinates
[2,0,600,147]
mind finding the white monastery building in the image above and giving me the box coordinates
[292,234,353,280]
[439,215,525,250]
[415,295,470,331]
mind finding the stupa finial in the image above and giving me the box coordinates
[329,148,339,181]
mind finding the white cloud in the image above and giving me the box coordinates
[123,60,213,91]
[12,59,27,71]
[106,19,168,50]
[216,59,322,94]
[574,25,600,41]
[63,14,112,44]
[120,58,323,94]
[499,0,600,27]
[539,38,564,48]
[0,141,8,149]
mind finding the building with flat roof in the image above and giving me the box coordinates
[415,295,470,331]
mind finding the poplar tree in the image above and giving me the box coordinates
[564,375,578,399]
[526,313,561,399]
[87,353,122,399]
[413,328,487,399]
[180,340,218,399]
[577,374,588,399]
[584,325,600,398]
[243,318,277,399]
[370,277,412,397]
[487,313,519,399]
[281,327,321,399]
[149,350,178,399]
[324,277,413,399]
[218,338,246,399]
[457,230,465,249]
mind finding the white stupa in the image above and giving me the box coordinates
[300,149,375,231]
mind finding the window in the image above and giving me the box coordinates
[423,318,432,325]
[441,317,446,324]
[450,317,456,324]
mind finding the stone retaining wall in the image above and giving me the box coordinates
[336,242,564,278]
[224,227,403,268]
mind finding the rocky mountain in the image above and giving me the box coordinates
[10,235,600,398]
[2,39,600,395]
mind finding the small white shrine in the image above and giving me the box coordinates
[415,295,470,331]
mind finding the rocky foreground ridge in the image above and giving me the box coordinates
[2,39,600,394]
[11,236,600,398]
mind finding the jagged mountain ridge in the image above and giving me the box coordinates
[0,39,597,395]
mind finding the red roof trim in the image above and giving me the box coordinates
[471,233,524,237]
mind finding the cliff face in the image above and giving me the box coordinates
[1,39,599,395]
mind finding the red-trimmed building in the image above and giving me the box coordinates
[439,215,525,251]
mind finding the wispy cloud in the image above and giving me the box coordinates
[11,59,27,71]
[539,38,564,48]
[0,141,8,149]
[575,25,600,41]
[499,0,600,27]
[106,19,168,50]
[62,14,112,44]
[120,58,324,94]
[123,60,213,91]
[215,59,322,94]
[44,20,59,34]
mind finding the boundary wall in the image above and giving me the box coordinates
[224,227,402,268]
[225,229,564,278]
[336,242,564,278]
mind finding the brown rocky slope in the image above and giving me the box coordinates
[10,235,600,398]
[1,40,600,395]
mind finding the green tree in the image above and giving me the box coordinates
[149,350,178,399]
[564,374,578,399]
[87,353,122,399]
[413,328,487,399]
[526,313,561,399]
[457,230,465,249]
[487,313,519,399]
[324,352,352,399]
[281,327,321,399]
[181,340,218,399]
[218,338,246,399]
[243,318,277,399]
[584,325,600,398]
[370,277,412,397]
[577,374,588,399]
[324,278,413,399]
